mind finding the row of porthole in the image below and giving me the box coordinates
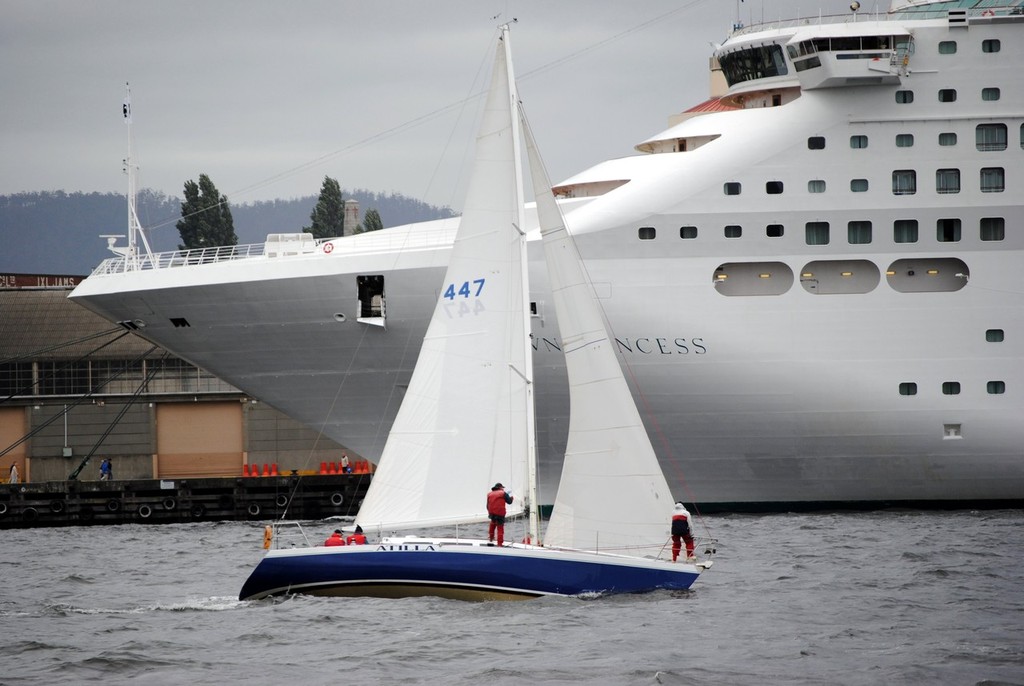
[712,258,969,296]
[899,381,1007,396]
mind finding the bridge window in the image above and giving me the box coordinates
[719,44,789,86]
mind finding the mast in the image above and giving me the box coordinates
[122,82,154,268]
[501,24,540,544]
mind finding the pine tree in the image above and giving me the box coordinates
[361,208,383,233]
[176,174,237,250]
[306,176,345,239]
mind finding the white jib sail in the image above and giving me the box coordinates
[521,108,675,556]
[356,31,530,532]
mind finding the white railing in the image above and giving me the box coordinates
[90,242,270,276]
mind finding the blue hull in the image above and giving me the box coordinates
[239,541,702,601]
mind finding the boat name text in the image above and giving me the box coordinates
[534,336,707,356]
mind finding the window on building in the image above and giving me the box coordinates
[766,181,784,194]
[848,221,872,245]
[808,179,826,193]
[807,136,826,150]
[986,329,1004,343]
[724,225,742,238]
[894,219,918,244]
[976,123,1007,151]
[638,226,656,240]
[987,380,1006,395]
[939,132,958,146]
[766,224,784,238]
[980,167,1005,193]
[937,218,961,243]
[938,40,957,54]
[899,382,918,396]
[680,226,698,239]
[850,178,869,192]
[982,39,1001,53]
[938,89,957,102]
[980,217,1005,241]
[895,90,914,104]
[982,87,1001,101]
[936,168,960,194]
[806,221,830,245]
[850,135,868,149]
[896,134,914,147]
[724,182,742,195]
[893,169,917,195]
[942,381,961,395]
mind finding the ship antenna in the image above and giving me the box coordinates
[122,82,155,270]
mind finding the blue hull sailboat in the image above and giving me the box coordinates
[239,26,710,602]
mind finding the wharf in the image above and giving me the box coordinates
[0,474,371,529]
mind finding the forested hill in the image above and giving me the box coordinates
[0,189,456,276]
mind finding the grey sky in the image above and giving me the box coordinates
[1,0,856,211]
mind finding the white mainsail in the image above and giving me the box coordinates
[522,109,675,555]
[355,32,531,532]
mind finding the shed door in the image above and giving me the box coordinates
[155,402,242,478]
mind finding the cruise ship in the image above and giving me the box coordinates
[70,0,1024,510]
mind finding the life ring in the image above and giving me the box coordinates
[248,503,261,516]
[0,502,7,515]
[106,499,121,512]
[139,504,152,519]
[50,500,65,513]
[22,506,38,522]
[163,497,176,511]
[330,492,344,506]
[191,503,206,517]
[323,242,334,254]
[276,494,288,507]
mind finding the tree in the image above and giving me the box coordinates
[176,174,237,250]
[361,208,383,233]
[306,176,345,239]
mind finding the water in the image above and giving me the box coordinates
[2,511,1022,685]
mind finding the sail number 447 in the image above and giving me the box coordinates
[443,279,485,300]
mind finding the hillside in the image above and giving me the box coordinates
[0,189,456,276]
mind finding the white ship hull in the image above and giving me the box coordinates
[71,3,1024,508]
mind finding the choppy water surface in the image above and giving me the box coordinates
[1,511,1022,685]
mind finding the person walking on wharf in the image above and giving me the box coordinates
[671,502,695,562]
[8,463,18,484]
[486,483,514,546]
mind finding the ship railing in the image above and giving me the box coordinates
[731,5,1021,37]
[89,242,268,276]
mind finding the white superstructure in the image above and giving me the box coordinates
[71,1,1024,508]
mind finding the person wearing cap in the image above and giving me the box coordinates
[671,502,695,562]
[486,482,514,546]
[324,529,347,546]
[346,525,367,545]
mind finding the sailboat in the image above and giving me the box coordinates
[239,26,710,602]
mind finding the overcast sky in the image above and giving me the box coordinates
[1,0,856,212]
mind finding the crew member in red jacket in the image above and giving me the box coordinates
[324,529,346,546]
[486,482,514,546]
[671,502,695,562]
[346,525,367,545]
